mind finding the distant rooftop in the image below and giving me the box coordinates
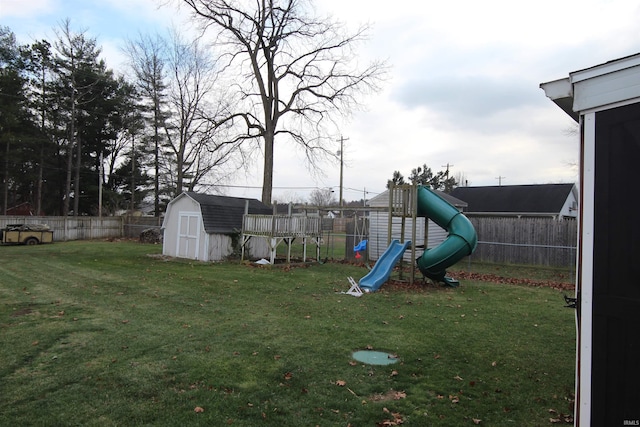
[450,184,576,214]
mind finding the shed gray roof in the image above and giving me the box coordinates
[186,192,272,234]
[450,184,576,214]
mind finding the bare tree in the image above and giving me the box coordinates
[308,188,335,207]
[124,33,169,216]
[163,29,242,194]
[125,30,243,211]
[181,0,386,205]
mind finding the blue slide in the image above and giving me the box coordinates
[358,239,412,292]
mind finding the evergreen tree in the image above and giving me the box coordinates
[388,164,458,193]
[0,27,41,213]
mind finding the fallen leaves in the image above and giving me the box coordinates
[447,270,575,291]
[549,409,574,424]
[377,408,405,426]
[194,406,204,413]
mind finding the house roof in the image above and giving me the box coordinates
[185,192,272,234]
[450,184,576,214]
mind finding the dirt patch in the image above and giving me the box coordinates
[11,307,33,317]
[368,390,407,402]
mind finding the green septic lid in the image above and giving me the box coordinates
[352,350,399,366]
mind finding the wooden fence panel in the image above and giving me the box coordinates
[122,216,162,238]
[0,216,123,241]
[467,217,577,267]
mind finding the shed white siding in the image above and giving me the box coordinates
[368,191,448,261]
[162,195,209,261]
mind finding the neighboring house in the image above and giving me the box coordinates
[162,192,272,261]
[450,183,578,219]
[6,202,43,216]
[367,189,468,261]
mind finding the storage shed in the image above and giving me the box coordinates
[162,192,272,261]
[541,53,640,426]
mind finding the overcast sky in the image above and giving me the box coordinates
[3,0,640,203]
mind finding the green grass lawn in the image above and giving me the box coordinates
[0,241,575,426]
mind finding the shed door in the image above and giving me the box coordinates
[591,103,640,425]
[177,212,200,259]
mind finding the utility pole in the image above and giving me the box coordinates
[337,135,348,217]
[495,176,506,186]
[441,163,454,178]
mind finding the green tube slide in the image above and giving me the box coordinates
[416,186,477,286]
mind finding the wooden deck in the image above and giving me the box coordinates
[241,214,322,263]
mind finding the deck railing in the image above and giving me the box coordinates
[242,214,321,238]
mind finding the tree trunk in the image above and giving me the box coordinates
[63,139,73,216]
[261,129,274,205]
[36,142,44,215]
[63,57,76,217]
[176,158,183,195]
[73,137,81,216]
[154,125,160,217]
[130,135,136,212]
[3,138,9,215]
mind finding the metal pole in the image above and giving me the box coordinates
[337,135,348,217]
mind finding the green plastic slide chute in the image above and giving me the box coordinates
[416,186,478,286]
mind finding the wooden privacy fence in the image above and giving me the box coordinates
[0,216,123,241]
[0,214,579,268]
[467,216,578,267]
